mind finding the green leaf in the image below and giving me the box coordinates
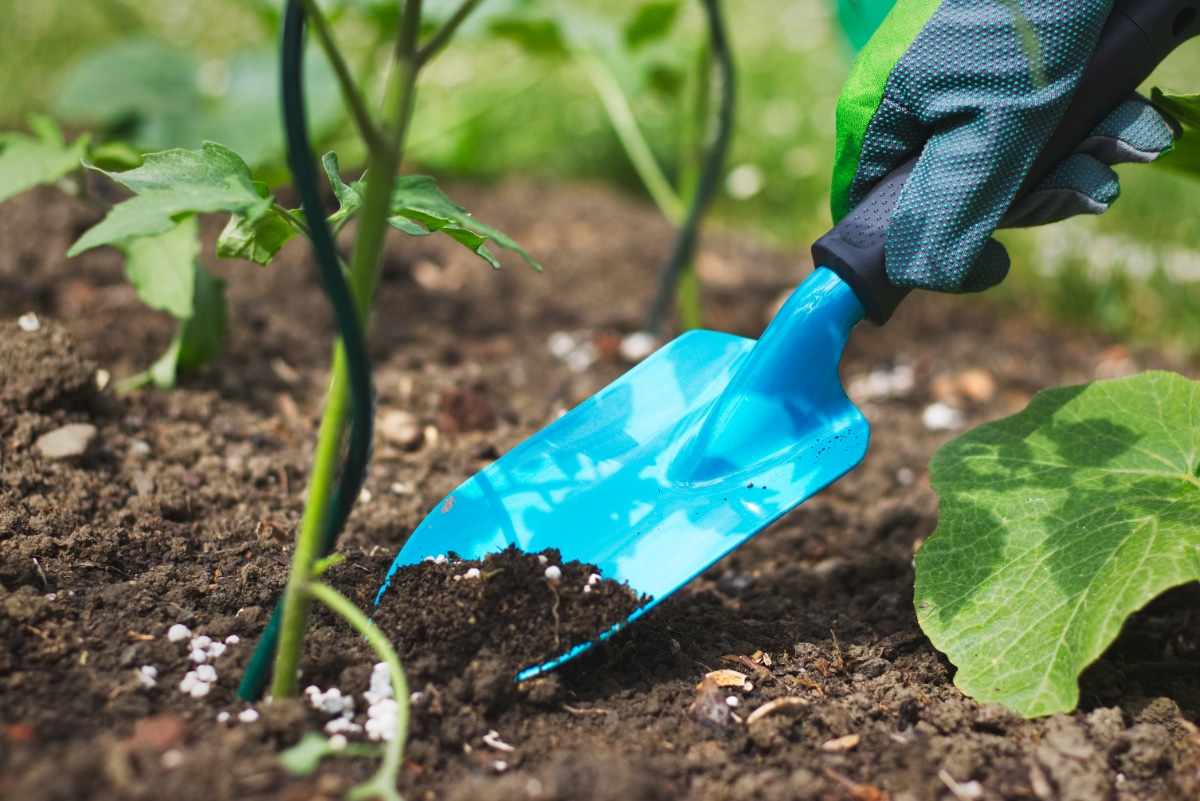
[278,730,384,777]
[1152,87,1200,130]
[323,152,363,224]
[54,38,205,152]
[122,217,201,319]
[391,175,541,271]
[116,261,228,392]
[217,211,298,266]
[914,371,1200,717]
[1156,132,1200,180]
[0,115,91,204]
[625,2,680,49]
[279,732,334,777]
[489,17,567,54]
[177,263,228,372]
[312,553,348,578]
[69,142,272,256]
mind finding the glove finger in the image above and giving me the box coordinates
[885,111,1023,293]
[1076,93,1180,165]
[958,238,1010,293]
[999,153,1118,228]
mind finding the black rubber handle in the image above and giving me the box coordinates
[812,0,1200,325]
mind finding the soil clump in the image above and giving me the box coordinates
[375,546,645,684]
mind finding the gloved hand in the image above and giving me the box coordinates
[831,0,1180,293]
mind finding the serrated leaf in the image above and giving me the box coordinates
[69,142,272,256]
[0,115,91,204]
[625,2,680,49]
[217,211,298,266]
[323,152,363,224]
[122,217,201,319]
[914,371,1200,717]
[386,216,430,237]
[1152,87,1200,130]
[391,175,541,270]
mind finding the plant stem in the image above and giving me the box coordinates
[416,0,484,68]
[273,204,312,238]
[299,0,387,152]
[572,47,685,225]
[345,0,421,317]
[272,345,353,698]
[271,0,423,700]
[307,582,409,801]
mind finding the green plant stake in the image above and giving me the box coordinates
[915,371,1200,718]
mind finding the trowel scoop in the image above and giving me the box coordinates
[377,268,869,679]
[377,0,1200,679]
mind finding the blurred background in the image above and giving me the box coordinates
[2,0,1198,353]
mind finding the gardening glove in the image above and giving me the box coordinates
[831,0,1181,294]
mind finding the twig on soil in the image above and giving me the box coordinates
[548,585,561,651]
[822,767,889,801]
[938,769,984,801]
[32,557,47,587]
[562,704,610,716]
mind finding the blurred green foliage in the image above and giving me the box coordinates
[2,0,1200,351]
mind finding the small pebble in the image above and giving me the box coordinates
[195,665,218,684]
[619,331,659,362]
[137,665,158,689]
[329,734,348,751]
[17,312,41,332]
[35,424,97,460]
[922,402,964,431]
[463,567,481,579]
[216,711,231,723]
[160,750,184,769]
[167,624,192,643]
[537,555,548,566]
[224,635,240,645]
[379,409,424,451]
[237,709,259,723]
[544,565,562,581]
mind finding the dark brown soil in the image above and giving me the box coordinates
[376,546,645,683]
[3,179,1200,801]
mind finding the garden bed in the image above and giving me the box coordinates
[2,180,1200,801]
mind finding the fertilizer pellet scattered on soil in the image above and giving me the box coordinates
[374,546,646,684]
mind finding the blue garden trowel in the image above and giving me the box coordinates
[378,0,1199,680]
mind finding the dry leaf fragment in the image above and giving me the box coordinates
[690,676,732,730]
[823,768,889,801]
[745,697,808,726]
[821,733,861,752]
[701,669,748,689]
